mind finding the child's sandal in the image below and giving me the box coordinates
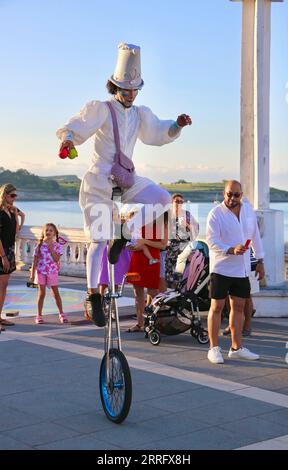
[59,313,68,324]
[35,316,44,324]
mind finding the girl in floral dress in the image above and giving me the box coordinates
[30,223,68,324]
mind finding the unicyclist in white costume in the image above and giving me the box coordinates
[57,43,192,326]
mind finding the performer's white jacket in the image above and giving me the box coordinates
[57,97,180,238]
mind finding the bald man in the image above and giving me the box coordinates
[206,180,265,364]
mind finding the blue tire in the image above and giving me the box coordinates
[99,348,132,423]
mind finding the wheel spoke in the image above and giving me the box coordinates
[100,349,132,423]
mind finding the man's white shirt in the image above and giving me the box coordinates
[206,201,264,278]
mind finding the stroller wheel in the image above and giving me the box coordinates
[149,330,161,346]
[197,329,209,344]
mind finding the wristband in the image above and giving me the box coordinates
[63,130,74,142]
[173,121,181,129]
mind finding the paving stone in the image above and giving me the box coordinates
[256,409,288,428]
[139,413,210,438]
[220,416,288,441]
[6,422,79,446]
[184,396,281,426]
[37,434,120,450]
[53,411,116,434]
[238,438,288,450]
[149,387,238,414]
[0,432,33,450]
[0,407,43,432]
[241,372,288,391]
[133,426,257,450]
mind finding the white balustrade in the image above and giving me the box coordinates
[15,226,91,278]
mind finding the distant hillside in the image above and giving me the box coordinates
[160,181,288,203]
[0,168,79,200]
[40,174,81,199]
[41,175,81,184]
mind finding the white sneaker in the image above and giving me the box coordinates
[208,346,224,364]
[228,347,259,360]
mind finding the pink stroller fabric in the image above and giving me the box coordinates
[183,250,205,292]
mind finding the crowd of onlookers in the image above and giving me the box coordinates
[0,183,199,332]
[1,180,270,365]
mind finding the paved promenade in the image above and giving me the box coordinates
[0,272,288,451]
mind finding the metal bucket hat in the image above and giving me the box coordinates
[110,43,144,90]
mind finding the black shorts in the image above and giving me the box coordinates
[210,273,250,300]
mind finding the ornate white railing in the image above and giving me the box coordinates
[15,226,90,278]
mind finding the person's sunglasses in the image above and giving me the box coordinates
[119,88,140,97]
[174,199,184,204]
[8,193,17,198]
[226,192,241,198]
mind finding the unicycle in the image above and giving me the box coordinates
[99,186,139,423]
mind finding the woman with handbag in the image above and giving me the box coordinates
[56,43,192,326]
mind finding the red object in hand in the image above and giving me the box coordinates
[244,239,251,249]
[59,147,69,159]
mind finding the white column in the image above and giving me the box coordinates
[254,0,271,209]
[240,0,255,205]
[232,0,283,208]
[231,0,285,286]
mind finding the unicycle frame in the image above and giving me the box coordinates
[103,265,129,385]
[99,186,132,422]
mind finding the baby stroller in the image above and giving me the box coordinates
[144,241,210,346]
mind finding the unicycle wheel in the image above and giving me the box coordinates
[99,348,132,423]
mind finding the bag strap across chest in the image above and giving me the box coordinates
[106,101,121,153]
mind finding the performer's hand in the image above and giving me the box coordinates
[60,140,75,153]
[176,114,192,127]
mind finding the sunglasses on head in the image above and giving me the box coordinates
[226,191,241,198]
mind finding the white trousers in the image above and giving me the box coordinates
[86,182,171,289]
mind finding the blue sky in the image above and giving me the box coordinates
[1,0,287,188]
